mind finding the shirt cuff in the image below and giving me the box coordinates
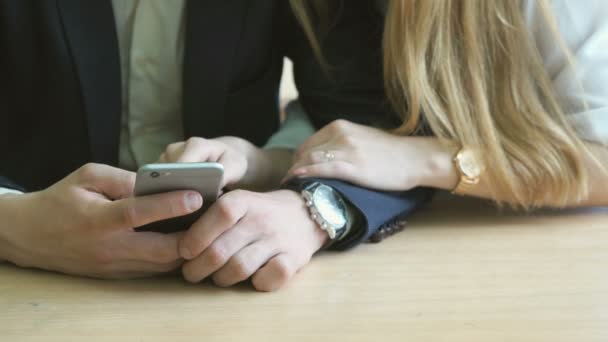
[0,187,24,196]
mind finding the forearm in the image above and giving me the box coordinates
[421,138,608,207]
[236,101,316,191]
[240,147,293,192]
[0,193,24,263]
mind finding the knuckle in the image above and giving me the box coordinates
[251,276,270,292]
[337,134,356,147]
[230,258,253,281]
[216,200,238,223]
[252,276,276,292]
[166,142,181,151]
[182,265,203,283]
[215,192,246,223]
[272,260,292,283]
[252,260,292,292]
[186,137,205,147]
[205,246,228,268]
[182,235,207,258]
[329,119,350,133]
[78,163,100,182]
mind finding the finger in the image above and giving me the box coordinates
[294,135,331,162]
[163,142,186,163]
[176,138,220,163]
[182,223,259,283]
[217,152,245,188]
[76,163,136,200]
[121,231,184,264]
[286,160,357,182]
[283,147,343,183]
[291,149,347,171]
[211,240,280,287]
[251,253,299,292]
[294,120,352,160]
[104,190,203,229]
[179,191,249,260]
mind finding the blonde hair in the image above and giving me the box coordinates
[290,0,593,208]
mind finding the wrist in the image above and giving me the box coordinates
[0,192,30,263]
[415,138,460,190]
[275,189,329,250]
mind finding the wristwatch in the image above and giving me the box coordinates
[301,182,351,241]
[452,147,484,195]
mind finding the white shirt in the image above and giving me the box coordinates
[112,0,187,171]
[526,0,608,145]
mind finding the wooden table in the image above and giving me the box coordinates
[1,194,607,341]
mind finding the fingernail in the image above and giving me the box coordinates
[293,168,307,175]
[186,192,202,211]
[180,246,193,260]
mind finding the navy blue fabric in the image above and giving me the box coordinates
[0,176,26,192]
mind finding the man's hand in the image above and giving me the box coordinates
[179,190,328,292]
[0,163,203,279]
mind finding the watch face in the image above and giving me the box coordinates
[458,149,482,178]
[312,185,347,228]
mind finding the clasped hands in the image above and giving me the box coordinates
[0,120,454,291]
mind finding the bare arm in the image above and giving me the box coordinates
[425,140,608,208]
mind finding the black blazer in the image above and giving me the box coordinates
[0,0,432,249]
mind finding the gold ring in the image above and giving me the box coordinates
[324,151,335,162]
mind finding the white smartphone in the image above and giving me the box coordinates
[134,162,224,233]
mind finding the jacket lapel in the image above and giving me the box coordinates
[57,0,122,165]
[182,0,251,138]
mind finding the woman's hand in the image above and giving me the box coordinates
[159,137,293,191]
[285,120,459,191]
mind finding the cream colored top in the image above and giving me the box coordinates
[526,0,608,146]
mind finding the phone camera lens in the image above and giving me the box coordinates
[150,171,160,178]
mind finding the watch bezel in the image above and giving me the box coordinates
[301,183,348,241]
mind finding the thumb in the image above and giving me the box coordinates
[77,163,136,200]
[104,190,203,229]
